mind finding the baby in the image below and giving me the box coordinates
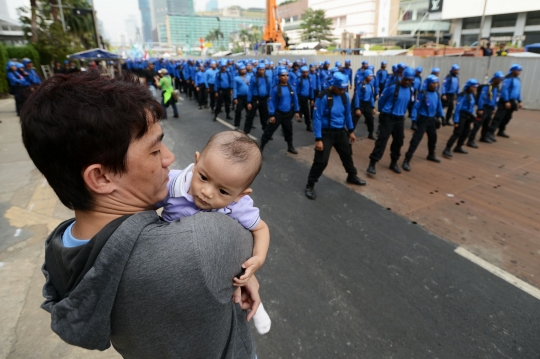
[158,131,271,334]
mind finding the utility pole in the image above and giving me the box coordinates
[90,1,101,48]
[476,0,488,57]
[58,0,66,31]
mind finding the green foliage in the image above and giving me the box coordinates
[0,43,9,95]
[369,45,384,50]
[6,45,40,67]
[300,8,334,43]
[389,46,402,50]
[279,0,298,5]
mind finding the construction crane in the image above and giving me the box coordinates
[262,0,286,54]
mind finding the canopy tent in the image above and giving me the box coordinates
[67,48,121,60]
[525,43,540,54]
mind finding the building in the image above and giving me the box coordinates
[277,0,308,46]
[165,14,265,49]
[430,0,540,47]
[151,0,168,41]
[397,0,450,39]
[167,0,195,15]
[206,0,219,12]
[139,0,153,42]
[308,0,400,41]
[124,14,140,44]
[0,0,24,46]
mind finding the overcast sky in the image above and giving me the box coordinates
[7,0,267,44]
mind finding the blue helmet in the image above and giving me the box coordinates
[416,66,423,73]
[364,69,374,77]
[362,60,368,65]
[310,62,316,68]
[397,62,407,70]
[332,72,349,89]
[392,64,398,72]
[381,61,387,65]
[16,62,24,69]
[492,71,504,79]
[22,58,32,66]
[431,67,440,74]
[425,75,439,85]
[7,61,17,68]
[451,64,460,71]
[278,68,289,76]
[510,64,523,71]
[301,65,309,72]
[257,63,265,69]
[220,60,227,67]
[238,64,246,70]
[345,59,351,64]
[464,78,479,89]
[324,60,330,65]
[367,65,375,70]
[403,67,416,80]
[335,61,342,67]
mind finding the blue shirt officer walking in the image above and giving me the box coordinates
[353,69,377,139]
[296,66,315,131]
[471,71,504,145]
[442,64,460,125]
[232,65,251,131]
[213,60,233,121]
[304,72,366,200]
[245,63,272,134]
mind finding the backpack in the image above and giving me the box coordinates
[317,89,348,127]
[475,84,492,104]
[276,83,295,109]
[388,81,414,115]
[255,75,269,96]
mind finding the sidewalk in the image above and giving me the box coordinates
[0,98,121,359]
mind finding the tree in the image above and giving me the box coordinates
[205,28,224,49]
[300,8,334,43]
[30,0,38,42]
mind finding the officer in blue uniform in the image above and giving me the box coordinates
[213,60,233,121]
[341,59,353,88]
[309,63,320,120]
[204,61,217,111]
[402,75,444,171]
[486,64,522,140]
[22,59,41,85]
[422,67,440,93]
[259,68,300,154]
[297,65,315,132]
[233,64,251,131]
[353,69,376,139]
[367,67,415,175]
[246,63,271,134]
[470,71,504,146]
[6,61,30,116]
[409,66,423,123]
[194,65,207,109]
[319,61,332,91]
[304,72,366,200]
[442,79,479,157]
[376,61,388,93]
[442,64,460,126]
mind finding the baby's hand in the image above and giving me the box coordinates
[232,287,242,304]
[233,256,263,286]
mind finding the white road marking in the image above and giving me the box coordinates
[28,203,34,211]
[215,117,257,141]
[14,228,21,237]
[178,96,184,101]
[0,262,4,269]
[455,247,540,301]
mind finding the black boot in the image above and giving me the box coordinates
[305,184,316,200]
[367,132,376,140]
[389,160,401,174]
[487,132,497,142]
[443,147,453,157]
[213,114,217,122]
[287,144,298,155]
[411,122,418,131]
[258,140,267,153]
[367,160,377,175]
[467,140,479,148]
[497,131,510,138]
[479,136,493,143]
[402,159,411,172]
[346,174,366,186]
[454,147,468,154]
[226,114,233,120]
[427,153,441,163]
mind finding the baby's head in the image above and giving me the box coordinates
[191,131,262,210]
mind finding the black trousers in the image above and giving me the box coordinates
[234,95,249,127]
[470,106,494,141]
[307,129,357,185]
[311,90,319,119]
[207,84,215,109]
[245,96,269,133]
[490,103,515,134]
[215,89,231,116]
[353,101,374,134]
[12,86,28,116]
[405,116,438,160]
[444,94,456,122]
[183,79,191,96]
[298,96,312,128]
[446,111,475,149]
[261,110,294,145]
[369,113,405,162]
[174,77,181,90]
[197,84,207,107]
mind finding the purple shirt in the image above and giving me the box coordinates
[159,164,261,230]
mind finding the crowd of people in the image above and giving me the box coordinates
[126,56,523,200]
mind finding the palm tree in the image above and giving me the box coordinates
[238,29,250,48]
[30,0,38,42]
[205,28,224,49]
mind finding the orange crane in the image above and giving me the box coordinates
[264,0,286,49]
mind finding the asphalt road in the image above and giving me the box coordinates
[163,95,540,359]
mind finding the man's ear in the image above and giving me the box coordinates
[194,151,200,164]
[234,188,253,202]
[82,164,116,195]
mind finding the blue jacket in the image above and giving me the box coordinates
[412,75,422,93]
[25,69,41,85]
[214,70,232,91]
[296,76,314,99]
[499,76,521,103]
[288,71,299,88]
[7,71,29,87]
[376,69,388,88]
[341,67,353,86]
[313,91,354,140]
[248,74,271,101]
[268,84,299,115]
[353,81,375,109]
[378,83,413,117]
[453,92,476,124]
[182,65,192,81]
[411,90,444,120]
[319,69,332,90]
[308,71,319,92]
[442,73,459,95]
[233,75,251,98]
[194,71,206,87]
[476,83,500,109]
[204,68,216,86]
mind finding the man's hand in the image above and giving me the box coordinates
[454,123,459,128]
[372,108,377,115]
[196,87,199,91]
[477,110,484,116]
[215,93,219,98]
[269,116,276,124]
[355,109,361,117]
[349,132,356,143]
[234,99,238,105]
[234,256,263,286]
[247,103,252,111]
[315,140,323,151]
[295,113,301,122]
[442,95,447,101]
[505,101,511,109]
[519,102,523,109]
[240,276,261,322]
[310,100,314,107]
[375,95,379,101]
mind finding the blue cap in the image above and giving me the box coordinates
[331,66,339,73]
[392,64,398,72]
[464,78,479,89]
[335,61,342,67]
[345,59,351,64]
[301,65,309,72]
[310,62,316,68]
[257,63,265,69]
[22,58,32,66]
[397,62,406,69]
[492,71,504,79]
[324,60,330,65]
[220,60,227,67]
[278,68,289,75]
[238,64,246,70]
[364,69,374,77]
[510,64,523,71]
[416,66,423,73]
[362,60,368,65]
[425,75,439,85]
[432,67,440,73]
[367,65,374,70]
[7,61,16,68]
[318,61,323,66]
[381,61,387,65]
[210,60,217,65]
[403,67,415,80]
[451,64,460,71]
[16,63,24,69]
[332,72,349,89]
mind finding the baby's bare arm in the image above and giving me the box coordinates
[233,220,269,286]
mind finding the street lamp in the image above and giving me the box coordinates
[216,17,220,50]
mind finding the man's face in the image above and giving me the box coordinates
[239,69,246,76]
[26,63,34,70]
[246,65,252,72]
[469,86,478,95]
[452,69,459,75]
[362,64,368,69]
[401,78,412,87]
[365,75,373,83]
[513,70,521,77]
[345,63,350,68]
[279,73,288,83]
[257,68,265,76]
[428,82,438,91]
[381,64,386,69]
[110,121,174,210]
[331,86,345,95]
[302,71,308,78]
[148,63,154,69]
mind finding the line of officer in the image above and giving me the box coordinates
[259,68,300,154]
[296,65,315,132]
[246,63,271,134]
[442,64,460,126]
[204,61,217,111]
[485,64,522,140]
[6,61,31,116]
[402,75,444,172]
[194,64,207,109]
[409,66,423,126]
[213,60,233,121]
[232,64,252,131]
[376,61,388,93]
[367,67,416,175]
[353,69,376,140]
[305,72,366,200]
[470,71,504,146]
[442,79,479,157]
